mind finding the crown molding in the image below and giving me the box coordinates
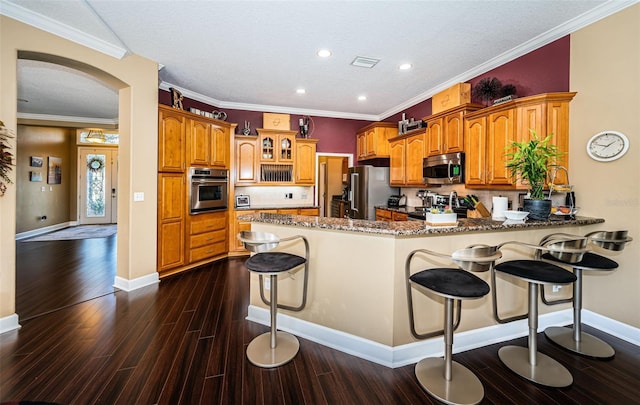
[17,112,118,127]
[378,0,639,120]
[0,1,128,59]
[159,81,378,121]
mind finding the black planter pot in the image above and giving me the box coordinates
[523,199,552,220]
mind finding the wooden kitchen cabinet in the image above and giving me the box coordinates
[356,122,397,160]
[187,211,227,263]
[258,129,296,163]
[235,136,259,183]
[158,105,186,172]
[295,139,318,185]
[464,92,576,189]
[425,105,483,156]
[389,130,426,186]
[188,119,211,167]
[375,207,408,221]
[188,119,229,168]
[230,208,319,254]
[157,173,185,272]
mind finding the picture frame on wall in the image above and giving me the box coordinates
[30,171,42,182]
[47,156,62,185]
[30,156,43,167]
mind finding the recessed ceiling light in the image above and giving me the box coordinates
[317,49,332,58]
[358,95,367,101]
[296,88,306,94]
[399,63,412,70]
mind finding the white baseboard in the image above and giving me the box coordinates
[0,313,21,335]
[114,273,159,292]
[582,310,640,346]
[15,221,78,240]
[247,306,638,368]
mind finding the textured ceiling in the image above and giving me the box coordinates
[4,0,635,124]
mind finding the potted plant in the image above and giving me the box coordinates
[505,129,563,220]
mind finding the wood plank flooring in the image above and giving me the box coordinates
[3,240,640,404]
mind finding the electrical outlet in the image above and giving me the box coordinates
[552,285,562,293]
[264,277,270,290]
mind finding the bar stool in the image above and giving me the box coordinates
[491,236,588,387]
[539,230,632,358]
[237,231,309,368]
[406,245,501,405]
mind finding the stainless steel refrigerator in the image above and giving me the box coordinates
[347,166,393,220]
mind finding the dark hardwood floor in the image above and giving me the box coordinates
[3,239,640,404]
[15,235,117,320]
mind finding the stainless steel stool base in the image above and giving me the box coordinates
[498,345,573,387]
[246,331,299,368]
[545,326,615,359]
[415,358,484,405]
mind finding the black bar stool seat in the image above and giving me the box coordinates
[238,231,309,368]
[492,237,586,388]
[538,230,632,359]
[407,245,500,405]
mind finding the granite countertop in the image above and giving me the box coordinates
[238,212,605,236]
[235,205,319,211]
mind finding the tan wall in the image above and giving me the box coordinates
[570,4,639,327]
[1,16,159,319]
[15,126,75,233]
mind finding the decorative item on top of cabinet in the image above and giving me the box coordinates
[464,92,576,189]
[356,122,397,160]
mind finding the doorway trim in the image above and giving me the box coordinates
[315,152,353,209]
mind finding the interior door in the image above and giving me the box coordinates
[79,148,118,225]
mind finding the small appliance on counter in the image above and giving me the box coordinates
[235,194,250,208]
[387,194,407,208]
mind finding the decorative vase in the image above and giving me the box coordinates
[523,199,552,220]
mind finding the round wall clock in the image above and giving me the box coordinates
[586,131,629,162]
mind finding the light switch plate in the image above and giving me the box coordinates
[133,192,144,202]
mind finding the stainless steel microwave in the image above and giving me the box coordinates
[423,152,465,184]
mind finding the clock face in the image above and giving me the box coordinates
[586,131,629,162]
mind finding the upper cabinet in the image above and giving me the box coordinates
[234,130,317,186]
[389,130,426,186]
[424,104,483,156]
[295,138,319,185]
[159,104,231,172]
[464,92,576,189]
[356,122,397,160]
[259,129,295,164]
[158,106,187,172]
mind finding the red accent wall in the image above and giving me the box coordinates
[159,36,570,157]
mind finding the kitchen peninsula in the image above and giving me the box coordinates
[240,212,604,367]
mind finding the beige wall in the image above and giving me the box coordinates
[570,4,639,327]
[15,126,75,233]
[1,16,159,320]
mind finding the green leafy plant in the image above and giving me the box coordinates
[505,129,563,200]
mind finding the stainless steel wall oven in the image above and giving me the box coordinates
[188,167,228,214]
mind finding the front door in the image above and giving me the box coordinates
[79,148,118,225]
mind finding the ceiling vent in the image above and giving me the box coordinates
[351,56,380,69]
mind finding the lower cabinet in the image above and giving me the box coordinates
[375,208,408,222]
[230,208,319,255]
[187,211,227,263]
[157,173,185,272]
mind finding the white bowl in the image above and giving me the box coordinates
[503,210,529,221]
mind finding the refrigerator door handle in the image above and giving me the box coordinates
[350,172,359,212]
